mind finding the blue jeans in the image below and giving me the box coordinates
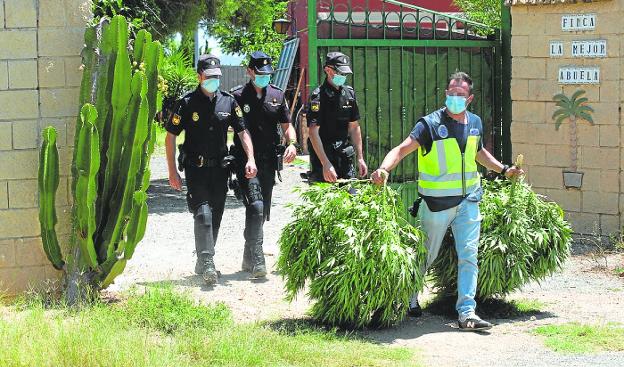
[417,188,482,320]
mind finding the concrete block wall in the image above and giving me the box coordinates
[0,0,90,295]
[510,0,623,235]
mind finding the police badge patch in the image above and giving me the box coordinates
[172,114,181,125]
[438,125,449,139]
[192,112,199,122]
[470,128,480,136]
[311,102,320,112]
[243,104,250,113]
[235,106,243,118]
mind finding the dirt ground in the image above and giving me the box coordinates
[111,156,624,367]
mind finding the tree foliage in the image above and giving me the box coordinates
[92,0,207,39]
[93,0,289,61]
[453,0,502,30]
[206,0,289,60]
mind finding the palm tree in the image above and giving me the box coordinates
[552,90,594,172]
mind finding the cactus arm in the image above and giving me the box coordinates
[98,15,132,247]
[121,191,148,260]
[133,29,152,63]
[136,39,162,192]
[101,71,149,262]
[38,127,65,270]
[74,104,101,270]
[71,25,99,197]
[100,259,127,288]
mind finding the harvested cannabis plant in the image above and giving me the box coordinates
[278,183,427,328]
[429,175,572,299]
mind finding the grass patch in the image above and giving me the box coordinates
[123,286,232,334]
[0,285,419,367]
[534,323,624,354]
[424,294,546,319]
[614,267,624,277]
[512,298,546,314]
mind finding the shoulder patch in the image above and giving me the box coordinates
[311,87,321,98]
[311,102,320,112]
[235,106,243,118]
[269,83,283,92]
[437,124,449,139]
[229,84,244,93]
[172,114,181,125]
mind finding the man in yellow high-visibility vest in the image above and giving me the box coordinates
[371,71,524,331]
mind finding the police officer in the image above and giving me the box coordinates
[230,51,297,278]
[306,52,367,183]
[165,54,257,285]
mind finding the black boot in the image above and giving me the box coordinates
[242,244,253,272]
[202,256,218,285]
[195,257,204,275]
[251,244,267,278]
[408,299,423,317]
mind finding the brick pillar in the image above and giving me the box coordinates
[0,0,90,295]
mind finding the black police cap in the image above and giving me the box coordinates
[249,51,274,75]
[197,54,222,76]
[325,52,352,74]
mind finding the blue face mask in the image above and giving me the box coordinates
[332,74,347,87]
[201,78,220,93]
[254,74,271,88]
[445,95,467,114]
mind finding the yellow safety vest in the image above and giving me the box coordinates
[418,129,480,198]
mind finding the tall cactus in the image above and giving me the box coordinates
[39,127,64,271]
[37,15,162,296]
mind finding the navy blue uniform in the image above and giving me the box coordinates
[230,81,291,271]
[165,87,245,260]
[306,80,360,181]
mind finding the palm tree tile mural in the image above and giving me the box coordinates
[551,90,595,189]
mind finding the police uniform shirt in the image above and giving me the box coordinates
[165,87,246,158]
[230,82,290,158]
[409,108,484,212]
[306,79,360,143]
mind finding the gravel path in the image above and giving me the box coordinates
[111,155,624,367]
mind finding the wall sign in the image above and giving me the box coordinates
[558,66,600,84]
[571,40,607,58]
[561,14,596,31]
[550,41,564,57]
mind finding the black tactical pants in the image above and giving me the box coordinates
[237,162,276,267]
[185,164,228,260]
[308,139,356,183]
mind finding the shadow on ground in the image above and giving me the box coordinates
[137,269,267,291]
[264,294,560,345]
[147,178,245,215]
[423,294,557,322]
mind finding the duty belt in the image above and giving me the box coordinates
[188,153,221,168]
